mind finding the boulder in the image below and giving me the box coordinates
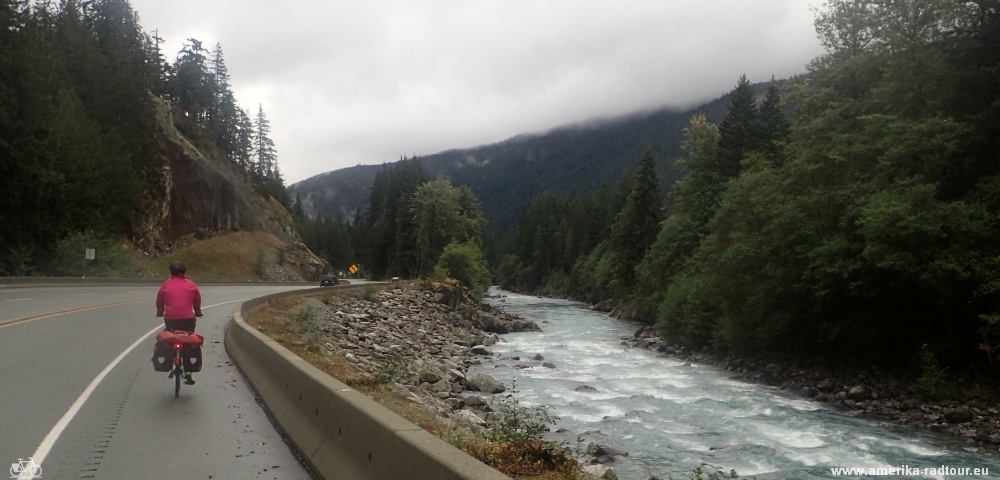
[455,409,486,426]
[471,345,491,355]
[463,394,487,407]
[466,373,505,394]
[581,464,619,480]
[430,381,451,394]
[418,372,441,384]
[533,353,545,361]
[586,442,629,457]
[542,362,556,368]
[575,385,599,393]
[848,385,870,401]
[817,379,835,391]
[945,408,974,424]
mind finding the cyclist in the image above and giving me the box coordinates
[155,261,203,385]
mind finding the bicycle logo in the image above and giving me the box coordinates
[9,458,42,478]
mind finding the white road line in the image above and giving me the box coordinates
[74,293,96,296]
[21,298,248,476]
[3,298,33,302]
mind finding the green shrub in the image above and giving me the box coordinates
[290,306,322,345]
[685,464,744,480]
[917,344,953,399]
[253,248,266,277]
[50,231,138,277]
[361,285,380,302]
[486,380,558,444]
[435,242,492,296]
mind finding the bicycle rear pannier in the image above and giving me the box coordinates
[151,342,173,372]
[182,345,203,372]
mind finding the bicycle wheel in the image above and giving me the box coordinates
[174,367,181,398]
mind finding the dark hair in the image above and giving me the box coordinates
[169,261,187,276]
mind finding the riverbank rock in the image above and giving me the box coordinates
[471,345,491,355]
[849,385,871,401]
[945,408,974,424]
[467,373,506,394]
[581,464,619,480]
[605,301,1000,450]
[587,442,629,457]
[284,283,543,442]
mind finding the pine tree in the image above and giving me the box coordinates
[292,193,306,219]
[209,42,238,158]
[253,104,277,181]
[150,29,167,96]
[172,38,211,127]
[717,74,761,178]
[610,148,663,288]
[759,78,790,162]
[235,107,254,171]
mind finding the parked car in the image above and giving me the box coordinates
[320,274,337,287]
[391,276,400,282]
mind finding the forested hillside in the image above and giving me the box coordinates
[289,82,777,231]
[500,0,1000,371]
[293,158,492,292]
[0,0,294,275]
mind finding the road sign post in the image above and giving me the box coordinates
[84,248,95,277]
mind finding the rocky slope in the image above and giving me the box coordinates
[305,283,539,430]
[130,98,328,279]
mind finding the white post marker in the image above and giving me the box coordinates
[19,298,248,478]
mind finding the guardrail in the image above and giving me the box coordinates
[225,286,511,480]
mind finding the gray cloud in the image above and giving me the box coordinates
[132,0,826,183]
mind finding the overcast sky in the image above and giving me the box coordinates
[130,0,826,184]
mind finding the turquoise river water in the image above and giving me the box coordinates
[470,289,999,479]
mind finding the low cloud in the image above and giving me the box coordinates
[132,0,825,183]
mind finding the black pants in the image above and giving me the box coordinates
[164,318,197,332]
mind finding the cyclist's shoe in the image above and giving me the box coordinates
[184,373,196,385]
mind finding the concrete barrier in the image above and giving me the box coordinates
[226,286,511,480]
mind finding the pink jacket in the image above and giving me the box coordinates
[156,275,202,320]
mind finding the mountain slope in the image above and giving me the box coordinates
[289,80,779,230]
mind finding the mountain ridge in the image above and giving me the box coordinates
[289,78,784,231]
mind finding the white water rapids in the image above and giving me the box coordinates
[469,289,998,479]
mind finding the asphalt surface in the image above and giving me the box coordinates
[0,284,318,480]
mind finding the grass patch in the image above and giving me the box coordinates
[360,284,381,302]
[138,231,283,281]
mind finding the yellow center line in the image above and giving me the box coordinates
[0,298,154,330]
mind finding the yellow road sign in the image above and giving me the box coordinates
[349,264,358,274]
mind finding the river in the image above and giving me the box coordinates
[470,289,998,479]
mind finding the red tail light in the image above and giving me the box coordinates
[175,344,182,349]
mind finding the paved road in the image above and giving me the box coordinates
[0,285,317,480]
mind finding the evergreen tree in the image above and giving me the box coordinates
[717,74,761,178]
[253,104,277,181]
[759,79,790,162]
[172,38,211,127]
[610,148,663,289]
[235,107,254,170]
[292,193,306,219]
